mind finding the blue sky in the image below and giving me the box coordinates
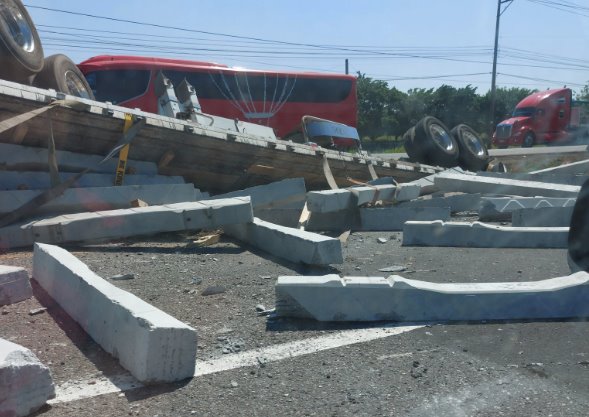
[23,0,589,94]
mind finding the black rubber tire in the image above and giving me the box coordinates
[0,0,44,81]
[412,116,459,167]
[522,132,535,148]
[450,124,490,172]
[32,54,95,100]
[402,125,425,162]
[568,177,589,273]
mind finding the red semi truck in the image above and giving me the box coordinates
[492,88,589,148]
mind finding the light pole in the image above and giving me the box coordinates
[490,0,514,137]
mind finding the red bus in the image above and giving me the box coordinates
[78,55,357,139]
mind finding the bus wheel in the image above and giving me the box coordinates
[568,177,589,273]
[413,116,459,167]
[522,132,535,148]
[402,125,425,163]
[451,124,489,172]
[33,54,95,100]
[0,0,44,82]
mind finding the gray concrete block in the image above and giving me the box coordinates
[530,158,589,176]
[255,208,302,228]
[305,209,361,232]
[0,171,185,190]
[0,183,203,215]
[0,266,32,306]
[0,142,157,175]
[434,172,580,198]
[306,189,355,213]
[476,171,588,186]
[479,197,577,221]
[0,197,253,248]
[211,178,306,210]
[359,206,450,231]
[33,243,197,382]
[402,220,568,248]
[512,206,575,227]
[0,338,55,416]
[403,166,470,195]
[224,217,343,265]
[307,183,421,214]
[397,193,483,213]
[275,272,589,322]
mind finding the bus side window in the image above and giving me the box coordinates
[85,70,151,104]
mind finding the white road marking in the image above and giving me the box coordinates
[50,324,421,404]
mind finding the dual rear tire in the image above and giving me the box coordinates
[403,116,490,171]
[0,0,94,99]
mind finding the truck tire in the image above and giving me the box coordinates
[412,116,459,167]
[522,132,535,148]
[32,54,95,100]
[568,177,589,272]
[402,125,425,162]
[0,0,44,81]
[450,124,489,172]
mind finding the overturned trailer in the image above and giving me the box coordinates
[0,79,440,194]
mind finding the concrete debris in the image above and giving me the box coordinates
[0,337,55,417]
[186,232,221,248]
[0,197,253,249]
[0,142,158,175]
[33,243,198,383]
[479,196,577,221]
[28,307,47,315]
[109,273,135,281]
[224,217,343,265]
[131,199,149,208]
[477,171,588,186]
[0,265,32,306]
[0,183,203,216]
[0,170,185,191]
[211,178,306,210]
[275,272,589,322]
[306,183,421,214]
[397,193,483,214]
[403,220,568,248]
[377,237,388,244]
[434,172,580,198]
[511,206,574,227]
[530,158,589,176]
[378,265,407,273]
[360,206,451,231]
[201,285,227,296]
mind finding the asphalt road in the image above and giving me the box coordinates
[1,223,587,417]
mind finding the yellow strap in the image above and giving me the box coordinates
[114,114,133,186]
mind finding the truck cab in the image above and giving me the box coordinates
[492,88,575,148]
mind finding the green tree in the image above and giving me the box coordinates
[356,72,390,139]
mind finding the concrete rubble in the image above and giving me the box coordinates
[275,272,589,322]
[0,197,254,248]
[33,243,197,382]
[0,337,55,416]
[1,113,589,405]
[403,220,568,248]
[0,265,32,306]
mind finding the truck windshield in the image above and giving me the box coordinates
[512,107,535,117]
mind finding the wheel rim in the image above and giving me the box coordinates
[0,2,35,53]
[462,129,485,157]
[64,70,91,99]
[429,124,454,152]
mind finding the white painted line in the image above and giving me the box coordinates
[50,324,420,404]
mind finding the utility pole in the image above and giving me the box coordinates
[490,0,513,136]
